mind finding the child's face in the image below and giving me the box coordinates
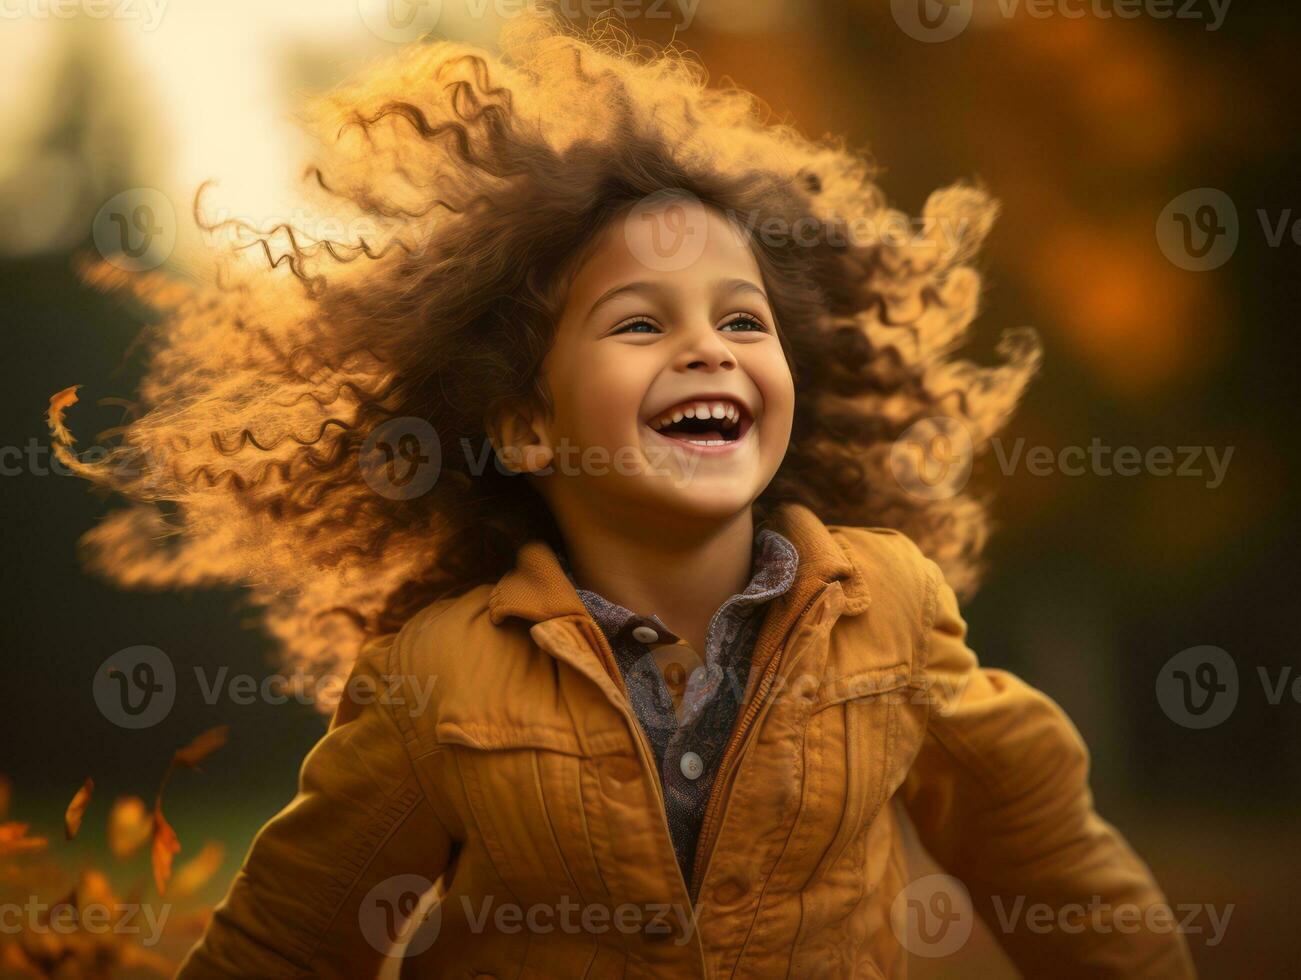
[525,199,795,528]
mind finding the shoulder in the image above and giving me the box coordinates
[826,524,940,618]
[389,583,518,675]
[346,585,523,739]
[827,523,930,567]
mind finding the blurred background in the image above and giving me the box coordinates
[2,1,1297,976]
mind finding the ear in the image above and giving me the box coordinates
[485,397,554,475]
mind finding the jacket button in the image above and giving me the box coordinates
[679,751,703,780]
[632,625,660,644]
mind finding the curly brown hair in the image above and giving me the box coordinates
[52,11,1040,711]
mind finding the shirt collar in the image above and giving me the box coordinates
[488,501,863,627]
[563,528,799,649]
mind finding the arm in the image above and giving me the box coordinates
[177,631,454,979]
[899,558,1196,979]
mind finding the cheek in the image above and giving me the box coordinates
[754,353,797,432]
[552,354,647,442]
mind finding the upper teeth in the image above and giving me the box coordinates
[648,400,743,430]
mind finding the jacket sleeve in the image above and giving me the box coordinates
[176,630,455,979]
[898,557,1196,979]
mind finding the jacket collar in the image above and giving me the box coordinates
[488,501,866,627]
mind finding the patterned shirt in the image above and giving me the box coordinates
[560,529,799,883]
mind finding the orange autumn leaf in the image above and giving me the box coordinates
[64,778,94,841]
[169,841,225,899]
[1,941,37,977]
[151,800,180,896]
[108,795,153,859]
[119,943,180,975]
[46,384,81,447]
[34,884,77,929]
[148,725,231,896]
[0,822,48,858]
[172,725,230,771]
[77,868,117,910]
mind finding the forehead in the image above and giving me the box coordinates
[565,199,764,305]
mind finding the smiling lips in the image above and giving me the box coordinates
[645,397,751,447]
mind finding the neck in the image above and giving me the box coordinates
[551,502,757,654]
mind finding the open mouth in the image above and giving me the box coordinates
[644,397,753,448]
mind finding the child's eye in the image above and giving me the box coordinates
[719,315,768,333]
[611,319,662,335]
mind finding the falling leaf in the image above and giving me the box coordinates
[34,884,77,929]
[172,725,230,771]
[78,868,117,909]
[108,796,154,859]
[151,800,180,896]
[0,941,38,977]
[121,943,181,975]
[147,725,231,898]
[0,823,48,858]
[64,778,95,840]
[170,841,225,899]
[46,384,81,447]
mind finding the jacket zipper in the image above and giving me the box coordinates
[688,586,828,901]
[576,618,695,905]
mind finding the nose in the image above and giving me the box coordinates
[673,320,736,373]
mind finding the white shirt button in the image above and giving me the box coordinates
[632,626,660,644]
[679,751,704,780]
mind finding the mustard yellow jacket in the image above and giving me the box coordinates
[177,503,1195,978]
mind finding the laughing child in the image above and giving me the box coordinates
[56,10,1194,978]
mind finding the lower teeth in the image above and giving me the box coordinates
[648,423,739,446]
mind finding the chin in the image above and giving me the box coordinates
[646,481,759,524]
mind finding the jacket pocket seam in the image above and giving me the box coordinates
[299,777,425,964]
[434,722,629,757]
[807,691,896,885]
[453,745,524,904]
[810,665,910,712]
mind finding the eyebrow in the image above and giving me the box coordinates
[585,277,770,322]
